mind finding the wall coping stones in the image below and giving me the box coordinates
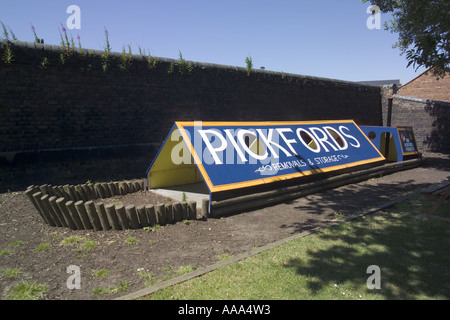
[0,39,376,89]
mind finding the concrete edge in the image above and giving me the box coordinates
[115,189,421,300]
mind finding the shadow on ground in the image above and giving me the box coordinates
[282,200,450,299]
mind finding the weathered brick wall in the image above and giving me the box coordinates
[0,40,382,191]
[381,83,450,154]
[398,70,450,103]
[391,95,450,153]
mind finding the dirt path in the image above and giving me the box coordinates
[0,152,448,300]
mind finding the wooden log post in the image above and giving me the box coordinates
[81,184,93,201]
[120,182,128,195]
[65,200,84,230]
[115,204,130,230]
[25,188,46,222]
[188,201,197,220]
[32,192,55,226]
[49,196,68,228]
[75,200,93,230]
[94,183,105,199]
[57,186,66,199]
[202,199,210,219]
[136,205,149,228]
[125,205,140,229]
[85,200,102,231]
[180,202,188,220]
[106,182,115,197]
[51,186,64,199]
[113,182,121,196]
[145,204,157,226]
[87,184,98,200]
[165,204,174,224]
[39,184,51,196]
[56,198,77,230]
[133,181,141,192]
[62,185,73,200]
[105,203,121,230]
[95,202,111,231]
[156,204,166,226]
[75,185,87,201]
[68,185,79,201]
[41,194,63,227]
[173,202,182,223]
[101,183,111,198]
[127,182,135,193]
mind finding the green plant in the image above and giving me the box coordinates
[168,62,174,74]
[126,237,138,244]
[77,34,83,54]
[218,252,232,261]
[137,269,156,287]
[177,265,196,276]
[101,27,111,72]
[30,24,40,43]
[83,240,97,251]
[6,281,48,300]
[182,192,187,202]
[138,47,158,70]
[147,55,158,69]
[1,42,14,65]
[60,235,86,246]
[36,243,51,252]
[3,268,21,278]
[93,280,130,295]
[334,211,345,220]
[92,269,110,277]
[245,55,253,76]
[40,57,49,70]
[1,21,17,41]
[0,249,12,256]
[59,25,71,51]
[119,44,132,71]
[177,50,193,74]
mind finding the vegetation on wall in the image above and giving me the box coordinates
[0,21,269,79]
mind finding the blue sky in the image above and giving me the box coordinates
[1,0,427,84]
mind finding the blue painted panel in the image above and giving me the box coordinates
[177,121,385,192]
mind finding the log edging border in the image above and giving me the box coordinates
[24,179,199,231]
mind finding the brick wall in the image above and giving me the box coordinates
[391,95,450,153]
[0,40,382,192]
[398,69,450,102]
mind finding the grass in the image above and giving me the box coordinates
[145,194,450,300]
[126,237,138,244]
[6,281,48,300]
[60,235,86,246]
[3,268,21,278]
[138,269,157,287]
[35,243,51,252]
[93,281,130,295]
[92,269,110,278]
